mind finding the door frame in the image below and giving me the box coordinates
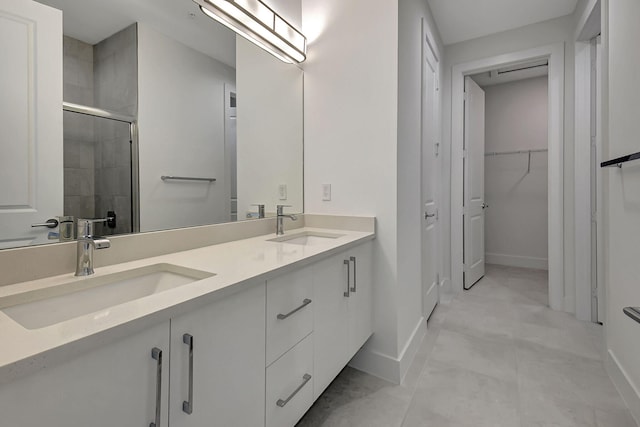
[574,0,603,322]
[451,43,565,311]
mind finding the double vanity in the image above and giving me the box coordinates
[0,215,375,427]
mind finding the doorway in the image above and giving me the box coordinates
[464,66,550,291]
[451,43,565,311]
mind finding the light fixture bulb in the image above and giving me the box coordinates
[193,0,307,64]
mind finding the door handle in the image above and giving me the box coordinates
[424,212,435,219]
[481,203,489,209]
[31,218,59,228]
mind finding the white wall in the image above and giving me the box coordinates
[441,15,576,309]
[483,77,549,269]
[604,0,640,420]
[302,0,400,379]
[303,0,443,383]
[137,23,235,232]
[235,38,303,218]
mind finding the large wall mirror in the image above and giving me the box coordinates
[0,0,303,249]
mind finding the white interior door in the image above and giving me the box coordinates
[0,0,63,248]
[421,20,440,319]
[463,77,486,289]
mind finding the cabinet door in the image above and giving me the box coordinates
[312,252,350,398]
[0,321,170,427]
[348,241,374,355]
[170,282,266,427]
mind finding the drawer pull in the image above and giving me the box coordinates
[350,256,357,292]
[182,334,194,415]
[277,299,312,320]
[344,260,350,297]
[276,373,312,407]
[150,347,163,427]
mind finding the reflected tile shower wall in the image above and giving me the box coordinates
[62,25,138,236]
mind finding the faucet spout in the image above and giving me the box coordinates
[275,205,297,235]
[75,219,111,277]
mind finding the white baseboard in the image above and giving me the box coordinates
[605,350,640,425]
[349,317,426,384]
[486,253,548,270]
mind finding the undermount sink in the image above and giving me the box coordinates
[268,231,344,246]
[0,263,214,330]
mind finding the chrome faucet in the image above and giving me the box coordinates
[75,219,111,276]
[276,205,297,235]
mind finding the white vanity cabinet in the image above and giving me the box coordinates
[169,282,266,427]
[313,241,373,397]
[0,321,171,427]
[0,282,266,427]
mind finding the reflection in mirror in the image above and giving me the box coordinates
[0,0,303,249]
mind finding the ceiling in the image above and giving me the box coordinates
[427,0,580,45]
[36,0,236,68]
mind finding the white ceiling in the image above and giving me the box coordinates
[36,0,237,68]
[427,0,580,45]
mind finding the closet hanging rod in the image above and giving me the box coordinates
[484,148,548,157]
[600,151,640,168]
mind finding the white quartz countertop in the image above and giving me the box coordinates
[0,226,374,383]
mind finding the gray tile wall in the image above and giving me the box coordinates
[93,24,138,236]
[62,26,138,236]
[63,36,95,220]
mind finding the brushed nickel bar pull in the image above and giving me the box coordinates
[150,347,163,427]
[623,307,640,324]
[344,260,351,297]
[277,299,312,320]
[182,334,194,415]
[350,256,357,292]
[276,374,312,407]
[161,176,216,182]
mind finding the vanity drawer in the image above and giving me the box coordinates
[266,333,314,427]
[266,266,314,365]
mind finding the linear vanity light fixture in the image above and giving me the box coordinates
[193,0,307,64]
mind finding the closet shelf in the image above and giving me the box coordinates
[600,151,640,168]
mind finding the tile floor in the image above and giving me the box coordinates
[297,264,637,427]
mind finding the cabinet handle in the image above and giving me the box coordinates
[276,374,312,407]
[277,299,312,320]
[350,256,357,292]
[150,347,163,427]
[343,260,350,297]
[182,334,194,415]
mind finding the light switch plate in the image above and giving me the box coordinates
[322,184,331,201]
[278,184,287,200]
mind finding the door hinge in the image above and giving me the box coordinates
[592,288,598,298]
[463,91,468,101]
[435,142,440,157]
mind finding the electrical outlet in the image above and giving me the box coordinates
[322,184,331,201]
[278,184,287,200]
